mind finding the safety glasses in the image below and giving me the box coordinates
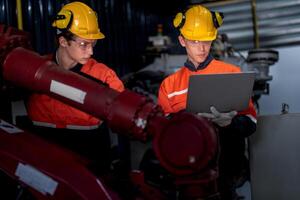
[70,38,97,51]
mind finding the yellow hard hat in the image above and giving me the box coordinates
[173,5,224,41]
[52,1,105,40]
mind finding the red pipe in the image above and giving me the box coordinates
[3,47,219,199]
[3,47,159,140]
[0,119,117,199]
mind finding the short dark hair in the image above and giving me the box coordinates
[54,30,75,47]
[56,30,74,41]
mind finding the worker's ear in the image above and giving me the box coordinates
[58,36,68,47]
[178,35,186,47]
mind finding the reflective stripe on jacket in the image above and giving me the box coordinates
[27,58,125,129]
[158,59,257,120]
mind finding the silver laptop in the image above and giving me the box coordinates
[186,72,255,113]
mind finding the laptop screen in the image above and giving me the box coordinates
[186,72,255,113]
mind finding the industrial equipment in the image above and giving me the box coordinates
[0,25,220,200]
[125,32,279,112]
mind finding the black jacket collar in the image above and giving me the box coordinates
[184,54,213,72]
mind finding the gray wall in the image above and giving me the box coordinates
[258,45,300,115]
[250,113,300,200]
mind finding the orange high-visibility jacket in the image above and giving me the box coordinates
[158,59,257,120]
[27,58,124,129]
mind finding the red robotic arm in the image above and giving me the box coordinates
[2,47,219,199]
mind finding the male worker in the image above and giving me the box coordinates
[158,5,257,200]
[26,2,124,175]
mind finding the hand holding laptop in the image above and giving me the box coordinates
[198,106,237,127]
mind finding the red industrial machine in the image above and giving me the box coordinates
[0,25,219,200]
[0,120,118,200]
